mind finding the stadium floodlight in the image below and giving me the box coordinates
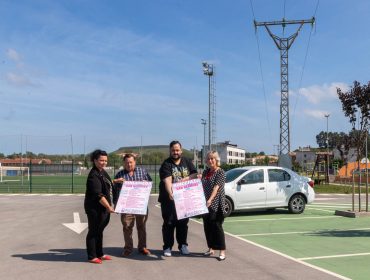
[202,61,215,151]
[202,62,214,76]
[201,119,207,166]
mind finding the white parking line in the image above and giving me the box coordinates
[237,231,311,236]
[224,216,341,223]
[236,227,370,237]
[0,193,85,196]
[299,252,370,261]
[314,198,338,201]
[185,207,351,279]
[306,208,337,213]
[225,230,351,279]
[312,202,352,206]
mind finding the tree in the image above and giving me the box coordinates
[316,131,327,148]
[337,81,370,211]
[332,132,352,166]
[108,153,122,168]
[337,81,370,161]
[316,131,352,164]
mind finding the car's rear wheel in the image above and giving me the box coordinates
[224,197,233,217]
[288,194,306,214]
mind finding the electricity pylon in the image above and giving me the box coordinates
[254,18,315,167]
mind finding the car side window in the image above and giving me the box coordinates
[268,169,291,182]
[241,170,264,184]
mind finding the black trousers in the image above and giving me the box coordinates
[86,210,110,260]
[203,210,226,250]
[160,200,189,250]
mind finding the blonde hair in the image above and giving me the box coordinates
[206,150,221,167]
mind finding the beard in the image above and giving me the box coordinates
[171,154,181,160]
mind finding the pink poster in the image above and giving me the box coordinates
[115,181,152,215]
[172,179,208,220]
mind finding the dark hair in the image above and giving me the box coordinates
[90,149,108,163]
[123,153,136,161]
[169,140,182,148]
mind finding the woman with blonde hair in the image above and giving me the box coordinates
[201,150,226,260]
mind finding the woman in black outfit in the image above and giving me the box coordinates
[201,150,226,261]
[84,149,115,264]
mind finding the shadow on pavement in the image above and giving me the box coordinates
[12,247,208,262]
[227,209,290,217]
[305,229,370,238]
[12,248,87,263]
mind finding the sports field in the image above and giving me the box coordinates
[0,174,160,193]
[219,198,370,280]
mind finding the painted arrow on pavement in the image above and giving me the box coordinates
[63,212,88,234]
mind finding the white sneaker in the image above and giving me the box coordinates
[180,244,189,255]
[163,248,172,257]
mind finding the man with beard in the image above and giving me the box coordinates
[159,140,198,257]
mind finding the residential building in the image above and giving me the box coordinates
[210,141,246,165]
[295,146,316,170]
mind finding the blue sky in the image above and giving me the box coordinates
[0,0,369,155]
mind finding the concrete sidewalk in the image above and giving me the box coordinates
[0,194,344,280]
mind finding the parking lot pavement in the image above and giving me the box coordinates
[315,193,369,205]
[0,194,343,280]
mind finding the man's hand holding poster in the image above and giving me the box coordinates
[115,181,152,215]
[172,178,208,220]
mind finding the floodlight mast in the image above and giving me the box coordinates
[254,18,315,167]
[201,118,207,166]
[202,61,215,152]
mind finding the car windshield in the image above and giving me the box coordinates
[225,169,248,183]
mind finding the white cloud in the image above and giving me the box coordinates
[5,72,37,87]
[6,48,21,62]
[296,82,349,104]
[303,109,330,119]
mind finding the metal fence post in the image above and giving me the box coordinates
[71,160,74,193]
[29,160,32,193]
[154,160,157,193]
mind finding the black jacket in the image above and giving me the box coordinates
[84,167,113,213]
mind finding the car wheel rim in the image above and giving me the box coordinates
[224,203,230,214]
[292,197,304,211]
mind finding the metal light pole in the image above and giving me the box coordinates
[202,61,214,151]
[366,128,369,212]
[201,119,207,167]
[324,114,330,183]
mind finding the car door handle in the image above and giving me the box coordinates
[259,187,265,190]
[286,185,291,188]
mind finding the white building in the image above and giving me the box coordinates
[212,141,246,165]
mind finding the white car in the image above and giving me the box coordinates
[224,166,315,216]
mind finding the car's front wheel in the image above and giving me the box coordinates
[224,197,233,217]
[288,194,306,214]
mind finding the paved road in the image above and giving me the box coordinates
[0,194,344,280]
[315,193,369,205]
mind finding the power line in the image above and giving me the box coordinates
[249,0,273,149]
[291,0,320,127]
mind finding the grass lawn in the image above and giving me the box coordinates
[0,174,161,194]
[314,183,370,194]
